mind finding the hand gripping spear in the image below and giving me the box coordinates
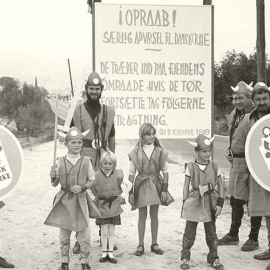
[51,95,59,185]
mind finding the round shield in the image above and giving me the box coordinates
[0,125,24,201]
[246,114,270,192]
[91,139,102,150]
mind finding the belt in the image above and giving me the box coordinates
[61,187,70,192]
[100,196,118,209]
[61,186,73,198]
[83,139,108,149]
[193,184,214,191]
[233,153,245,158]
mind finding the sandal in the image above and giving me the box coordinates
[107,251,117,264]
[135,245,144,256]
[151,244,163,255]
[99,252,108,263]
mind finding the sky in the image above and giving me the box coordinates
[0,0,269,92]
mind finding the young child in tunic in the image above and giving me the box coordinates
[128,123,170,256]
[90,151,132,263]
[180,134,225,270]
[45,127,97,270]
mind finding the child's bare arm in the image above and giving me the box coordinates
[183,176,191,201]
[161,172,169,202]
[128,174,135,205]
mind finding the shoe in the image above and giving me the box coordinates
[254,249,270,260]
[241,239,259,251]
[81,264,91,270]
[59,263,69,270]
[73,241,80,254]
[180,259,190,269]
[99,252,108,263]
[0,257,15,268]
[107,251,117,264]
[218,234,239,245]
[151,244,163,255]
[210,259,224,270]
[135,245,144,256]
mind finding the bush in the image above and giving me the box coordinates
[14,100,54,138]
[215,118,229,136]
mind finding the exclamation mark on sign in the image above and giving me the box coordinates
[119,6,123,25]
[173,10,176,27]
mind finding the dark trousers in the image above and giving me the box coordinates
[228,196,262,241]
[181,220,219,263]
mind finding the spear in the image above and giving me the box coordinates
[67,58,74,97]
[51,95,59,182]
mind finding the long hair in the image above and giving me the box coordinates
[135,123,165,170]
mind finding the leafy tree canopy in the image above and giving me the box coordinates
[214,50,270,116]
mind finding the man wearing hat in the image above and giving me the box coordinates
[72,71,116,253]
[72,71,115,171]
[218,81,263,252]
[241,82,270,267]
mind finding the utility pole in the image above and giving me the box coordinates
[203,0,212,5]
[256,0,266,82]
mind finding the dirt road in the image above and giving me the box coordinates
[0,140,269,270]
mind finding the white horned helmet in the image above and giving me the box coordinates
[252,82,269,92]
[188,134,215,151]
[58,127,89,143]
[231,81,253,94]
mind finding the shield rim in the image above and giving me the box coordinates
[0,125,24,201]
[245,114,270,192]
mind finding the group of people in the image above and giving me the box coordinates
[43,73,270,270]
[44,72,172,270]
[2,71,270,270]
[217,81,270,270]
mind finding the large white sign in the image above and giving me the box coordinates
[95,4,213,139]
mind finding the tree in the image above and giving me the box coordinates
[15,102,52,137]
[214,50,270,117]
[0,80,23,117]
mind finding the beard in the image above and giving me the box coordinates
[86,91,102,102]
[257,104,269,112]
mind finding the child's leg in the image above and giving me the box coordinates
[204,221,219,263]
[150,204,159,245]
[108,224,116,252]
[59,228,72,264]
[106,224,117,262]
[77,226,91,266]
[181,221,198,260]
[138,206,147,246]
[100,224,109,255]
